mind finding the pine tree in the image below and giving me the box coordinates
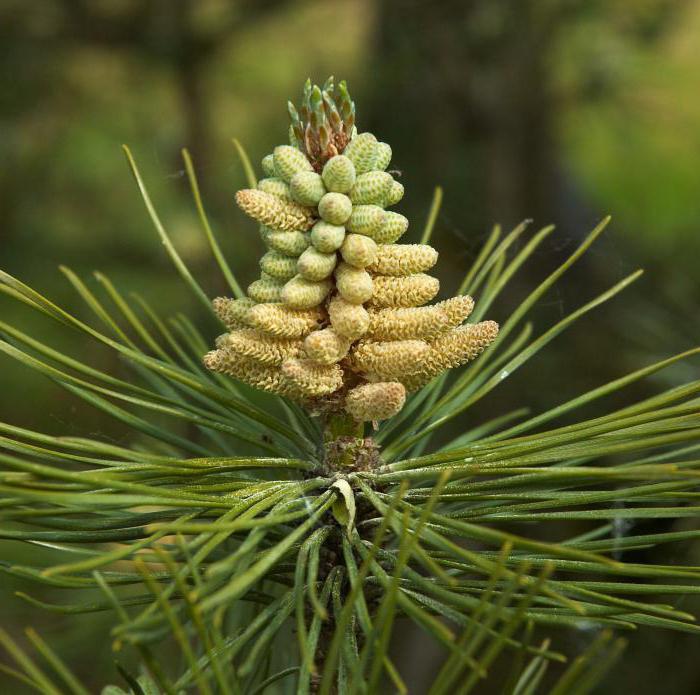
[1,78,699,694]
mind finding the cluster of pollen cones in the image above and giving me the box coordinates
[203,79,499,423]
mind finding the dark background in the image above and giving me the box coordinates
[1,0,699,692]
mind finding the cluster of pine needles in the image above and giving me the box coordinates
[0,142,699,694]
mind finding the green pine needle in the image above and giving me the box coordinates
[0,141,698,693]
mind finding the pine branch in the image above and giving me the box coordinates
[1,79,698,693]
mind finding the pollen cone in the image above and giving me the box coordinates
[205,78,498,422]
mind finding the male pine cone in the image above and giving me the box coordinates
[204,78,499,423]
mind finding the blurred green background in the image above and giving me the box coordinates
[1,0,700,692]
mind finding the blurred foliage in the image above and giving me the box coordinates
[1,0,699,693]
[558,0,700,248]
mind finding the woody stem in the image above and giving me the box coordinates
[324,413,365,470]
